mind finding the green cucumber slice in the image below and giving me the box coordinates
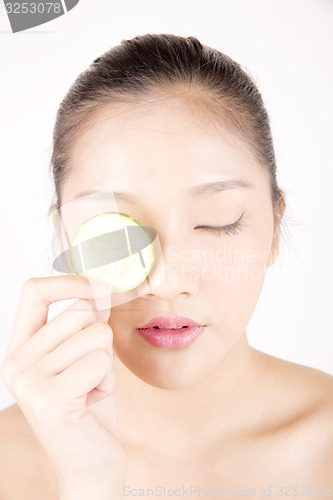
[69,211,155,293]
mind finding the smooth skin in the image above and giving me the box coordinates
[1,97,333,499]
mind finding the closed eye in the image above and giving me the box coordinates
[195,211,246,237]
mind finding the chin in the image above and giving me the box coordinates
[130,356,213,390]
[113,333,228,390]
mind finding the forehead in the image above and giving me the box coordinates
[63,100,266,203]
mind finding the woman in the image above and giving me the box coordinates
[0,33,332,500]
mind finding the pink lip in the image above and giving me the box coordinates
[136,315,205,349]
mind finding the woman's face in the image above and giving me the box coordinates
[60,99,277,390]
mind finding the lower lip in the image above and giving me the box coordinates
[136,326,204,349]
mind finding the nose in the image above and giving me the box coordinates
[144,229,200,301]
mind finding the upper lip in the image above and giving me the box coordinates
[137,315,204,329]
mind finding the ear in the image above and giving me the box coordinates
[50,203,74,274]
[50,204,66,250]
[267,222,281,267]
[50,204,60,233]
[267,191,286,268]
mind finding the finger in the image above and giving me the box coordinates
[56,349,115,404]
[87,270,112,315]
[6,275,112,357]
[40,322,114,376]
[92,292,112,322]
[3,300,104,375]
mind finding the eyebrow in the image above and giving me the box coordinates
[72,179,254,203]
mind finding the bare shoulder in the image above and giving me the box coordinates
[0,403,58,500]
[254,348,333,479]
[253,347,333,402]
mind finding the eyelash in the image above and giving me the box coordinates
[195,211,246,237]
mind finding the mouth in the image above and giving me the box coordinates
[136,323,205,349]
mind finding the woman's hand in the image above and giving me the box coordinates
[0,275,128,500]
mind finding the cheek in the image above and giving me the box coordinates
[200,218,274,320]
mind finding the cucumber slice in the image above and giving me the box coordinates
[69,211,155,293]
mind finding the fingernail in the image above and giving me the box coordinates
[93,294,111,322]
[95,306,111,322]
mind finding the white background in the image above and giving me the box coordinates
[0,0,332,410]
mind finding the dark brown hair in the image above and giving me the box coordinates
[49,33,285,230]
